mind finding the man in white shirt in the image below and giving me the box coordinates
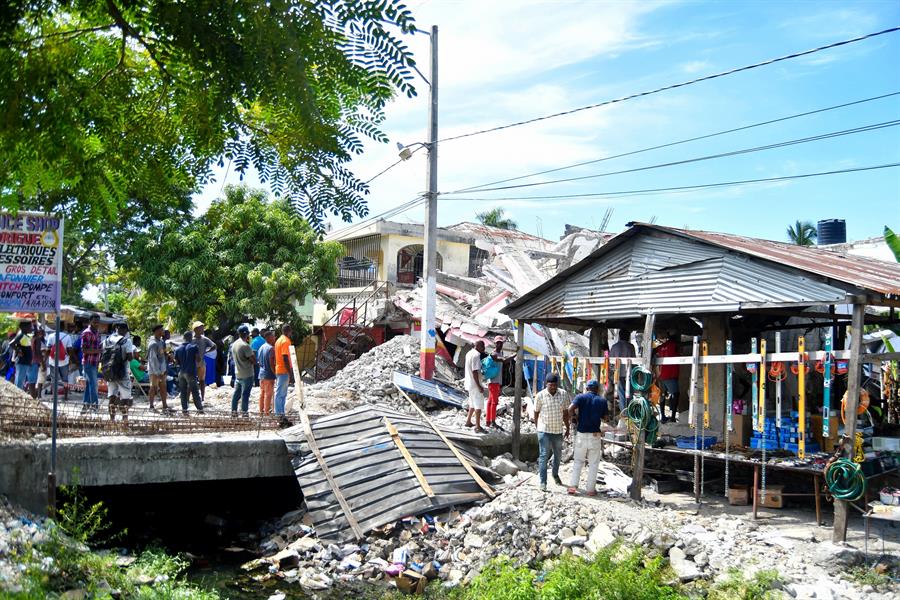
[104,322,135,422]
[533,373,570,491]
[45,327,72,390]
[609,329,636,412]
[463,340,486,433]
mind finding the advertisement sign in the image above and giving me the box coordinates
[0,211,64,313]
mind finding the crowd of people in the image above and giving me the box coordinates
[1,316,298,423]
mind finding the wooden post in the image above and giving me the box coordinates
[833,299,866,543]
[629,314,656,502]
[590,327,606,381]
[688,336,701,502]
[513,320,525,461]
[384,417,434,497]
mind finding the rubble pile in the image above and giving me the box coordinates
[252,470,895,599]
[0,497,50,591]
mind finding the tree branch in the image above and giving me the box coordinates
[14,24,117,45]
[104,0,172,80]
[95,29,127,87]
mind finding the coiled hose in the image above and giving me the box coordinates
[824,458,866,501]
[626,395,659,445]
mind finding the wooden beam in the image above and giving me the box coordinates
[641,313,656,371]
[383,417,434,498]
[513,320,525,461]
[288,346,364,540]
[833,301,866,543]
[395,385,496,498]
[629,313,655,502]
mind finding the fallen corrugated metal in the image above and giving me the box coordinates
[393,372,466,408]
[294,404,493,543]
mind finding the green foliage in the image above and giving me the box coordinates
[885,226,900,262]
[120,185,344,336]
[845,564,894,588]
[786,220,817,246]
[1,0,419,230]
[477,208,518,230]
[55,470,122,546]
[706,569,782,600]
[460,556,536,600]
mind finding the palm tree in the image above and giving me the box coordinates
[885,226,900,262]
[476,207,517,230]
[786,220,817,246]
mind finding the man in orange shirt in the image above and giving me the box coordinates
[655,329,681,423]
[274,325,293,416]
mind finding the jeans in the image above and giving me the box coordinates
[231,376,253,413]
[52,365,68,388]
[274,373,289,415]
[178,372,203,412]
[570,432,603,490]
[616,380,630,412]
[82,364,99,406]
[537,431,564,486]
[14,363,28,390]
[253,364,260,387]
[660,378,679,422]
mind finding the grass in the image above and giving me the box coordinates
[705,569,783,600]
[845,564,895,588]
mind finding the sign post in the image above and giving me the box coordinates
[0,211,64,514]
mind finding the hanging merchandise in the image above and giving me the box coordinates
[853,431,865,463]
[758,339,767,433]
[751,338,760,432]
[798,336,807,459]
[613,358,621,422]
[625,394,659,444]
[702,341,710,428]
[774,332,783,438]
[601,351,610,386]
[840,389,870,423]
[631,364,653,392]
[649,382,661,405]
[725,340,733,497]
[824,457,866,501]
[822,331,833,435]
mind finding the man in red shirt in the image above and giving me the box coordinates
[655,329,680,423]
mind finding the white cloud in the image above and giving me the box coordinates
[679,60,710,74]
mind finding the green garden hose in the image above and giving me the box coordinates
[626,395,659,445]
[630,366,654,393]
[824,458,866,501]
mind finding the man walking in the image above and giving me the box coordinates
[103,323,134,422]
[534,373,570,492]
[257,329,276,415]
[655,329,680,423]
[45,325,71,393]
[191,321,215,401]
[273,325,293,417]
[12,321,33,391]
[30,326,46,398]
[80,316,101,412]
[567,380,609,496]
[609,329,636,412]
[175,331,203,414]
[485,336,508,429]
[147,324,169,412]
[250,328,265,386]
[463,340,486,433]
[230,325,257,417]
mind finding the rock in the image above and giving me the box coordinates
[492,457,520,476]
[272,549,300,569]
[448,569,465,584]
[668,547,702,582]
[288,537,319,553]
[559,527,574,540]
[561,536,587,547]
[464,533,484,549]
[812,542,863,568]
[789,583,835,599]
[693,551,709,568]
[422,562,438,579]
[586,523,615,553]
[59,590,87,600]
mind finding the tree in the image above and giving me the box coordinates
[1,1,418,230]
[885,226,900,262]
[120,185,344,338]
[786,220,817,246]
[476,207,518,230]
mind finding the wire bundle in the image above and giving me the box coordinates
[626,395,659,445]
[824,458,866,501]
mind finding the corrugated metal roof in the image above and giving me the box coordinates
[393,372,466,408]
[503,224,876,323]
[294,405,491,542]
[445,221,554,250]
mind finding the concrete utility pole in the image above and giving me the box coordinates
[420,25,439,380]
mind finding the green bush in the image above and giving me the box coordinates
[455,556,536,600]
[707,569,782,600]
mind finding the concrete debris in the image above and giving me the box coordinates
[668,546,703,582]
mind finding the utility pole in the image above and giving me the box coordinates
[420,25,438,380]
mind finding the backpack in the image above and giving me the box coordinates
[48,336,66,361]
[100,337,128,380]
[481,355,500,381]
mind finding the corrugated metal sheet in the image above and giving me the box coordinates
[295,405,491,542]
[446,221,554,250]
[393,372,466,408]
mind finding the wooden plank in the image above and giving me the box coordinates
[395,385,496,498]
[641,313,656,371]
[288,346,364,540]
[834,301,866,543]
[513,320,525,460]
[383,417,434,498]
[630,313,655,502]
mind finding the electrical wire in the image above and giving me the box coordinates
[325,195,427,241]
[440,162,900,203]
[438,27,900,144]
[363,144,425,184]
[450,91,900,193]
[442,120,900,195]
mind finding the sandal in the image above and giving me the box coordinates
[474,426,486,433]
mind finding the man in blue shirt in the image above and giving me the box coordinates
[174,331,203,415]
[567,379,609,496]
[250,327,266,386]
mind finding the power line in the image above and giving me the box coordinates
[440,162,900,203]
[325,195,427,241]
[364,158,404,184]
[438,27,900,144]
[441,119,900,195]
[450,90,900,193]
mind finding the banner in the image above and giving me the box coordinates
[0,211,63,313]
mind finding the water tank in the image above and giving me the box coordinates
[817,219,846,245]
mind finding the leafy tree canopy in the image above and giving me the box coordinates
[1,0,418,229]
[786,220,817,247]
[885,226,900,262]
[120,185,344,337]
[476,207,518,230]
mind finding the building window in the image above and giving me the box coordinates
[337,256,378,288]
[468,246,490,277]
[397,244,442,284]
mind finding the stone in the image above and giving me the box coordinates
[668,547,702,582]
[559,527,574,540]
[289,537,319,553]
[464,533,484,549]
[272,549,300,570]
[586,523,615,554]
[693,551,709,568]
[561,536,587,547]
[492,457,520,476]
[812,542,863,568]
[422,562,438,580]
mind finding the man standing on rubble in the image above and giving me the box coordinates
[104,322,134,422]
[230,325,257,417]
[274,324,293,418]
[485,336,509,430]
[147,324,169,412]
[191,321,215,402]
[609,329,636,412]
[534,373,570,492]
[257,329,276,415]
[250,327,265,386]
[655,329,680,423]
[567,379,608,496]
[175,331,204,414]
[80,316,101,412]
[464,340,486,433]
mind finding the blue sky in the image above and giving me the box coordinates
[195,0,900,243]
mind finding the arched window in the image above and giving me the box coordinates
[397,244,443,283]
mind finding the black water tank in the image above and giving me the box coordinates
[817,219,846,245]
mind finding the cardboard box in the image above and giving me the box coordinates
[727,485,750,506]
[760,484,785,509]
[731,413,753,447]
[810,415,839,452]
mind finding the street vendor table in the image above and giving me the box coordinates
[863,501,900,565]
